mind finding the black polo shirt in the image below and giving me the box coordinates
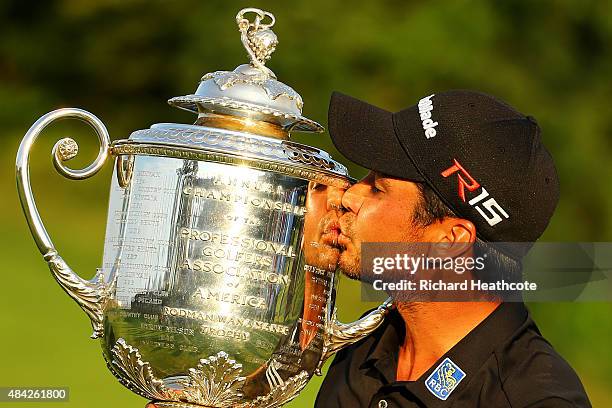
[315,303,590,407]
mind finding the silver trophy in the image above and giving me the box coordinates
[16,8,390,408]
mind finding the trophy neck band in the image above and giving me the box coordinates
[195,112,289,140]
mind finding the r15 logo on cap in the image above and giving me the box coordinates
[441,159,510,226]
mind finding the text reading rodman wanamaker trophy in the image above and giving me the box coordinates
[16,8,390,408]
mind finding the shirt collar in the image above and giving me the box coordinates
[359,302,529,406]
[359,306,405,382]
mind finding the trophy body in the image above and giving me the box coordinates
[17,8,390,407]
[102,155,310,379]
[101,127,346,405]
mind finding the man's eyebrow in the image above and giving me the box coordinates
[374,173,392,188]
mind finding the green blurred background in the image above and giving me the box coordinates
[1,0,611,406]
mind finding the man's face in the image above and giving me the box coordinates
[302,181,345,271]
[338,171,425,278]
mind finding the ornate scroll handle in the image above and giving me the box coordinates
[316,297,393,374]
[16,108,111,339]
[236,8,278,76]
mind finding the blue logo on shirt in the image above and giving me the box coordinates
[425,357,466,400]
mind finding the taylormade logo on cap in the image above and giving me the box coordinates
[418,94,438,139]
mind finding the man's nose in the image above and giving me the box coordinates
[327,187,345,213]
[341,186,364,214]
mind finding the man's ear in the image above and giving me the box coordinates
[448,218,477,244]
[424,217,477,257]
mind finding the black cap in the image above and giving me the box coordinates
[328,90,559,260]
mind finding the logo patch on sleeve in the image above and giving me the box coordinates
[425,357,466,400]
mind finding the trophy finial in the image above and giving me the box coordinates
[236,8,278,74]
[169,7,323,133]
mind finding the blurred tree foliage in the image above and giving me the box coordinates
[2,0,612,238]
[0,0,610,406]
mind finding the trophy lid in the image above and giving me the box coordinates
[168,8,323,133]
[114,8,349,187]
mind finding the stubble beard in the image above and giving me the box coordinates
[338,214,361,280]
[337,214,425,282]
[308,242,340,273]
[339,251,361,280]
[305,211,343,272]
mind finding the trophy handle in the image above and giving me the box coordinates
[316,297,393,374]
[16,108,111,339]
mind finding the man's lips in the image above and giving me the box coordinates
[337,214,353,248]
[324,220,340,234]
[337,232,351,249]
[320,220,341,247]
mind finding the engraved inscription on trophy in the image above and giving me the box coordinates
[101,156,309,376]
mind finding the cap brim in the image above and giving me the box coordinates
[328,91,424,182]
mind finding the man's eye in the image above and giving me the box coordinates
[371,185,382,193]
